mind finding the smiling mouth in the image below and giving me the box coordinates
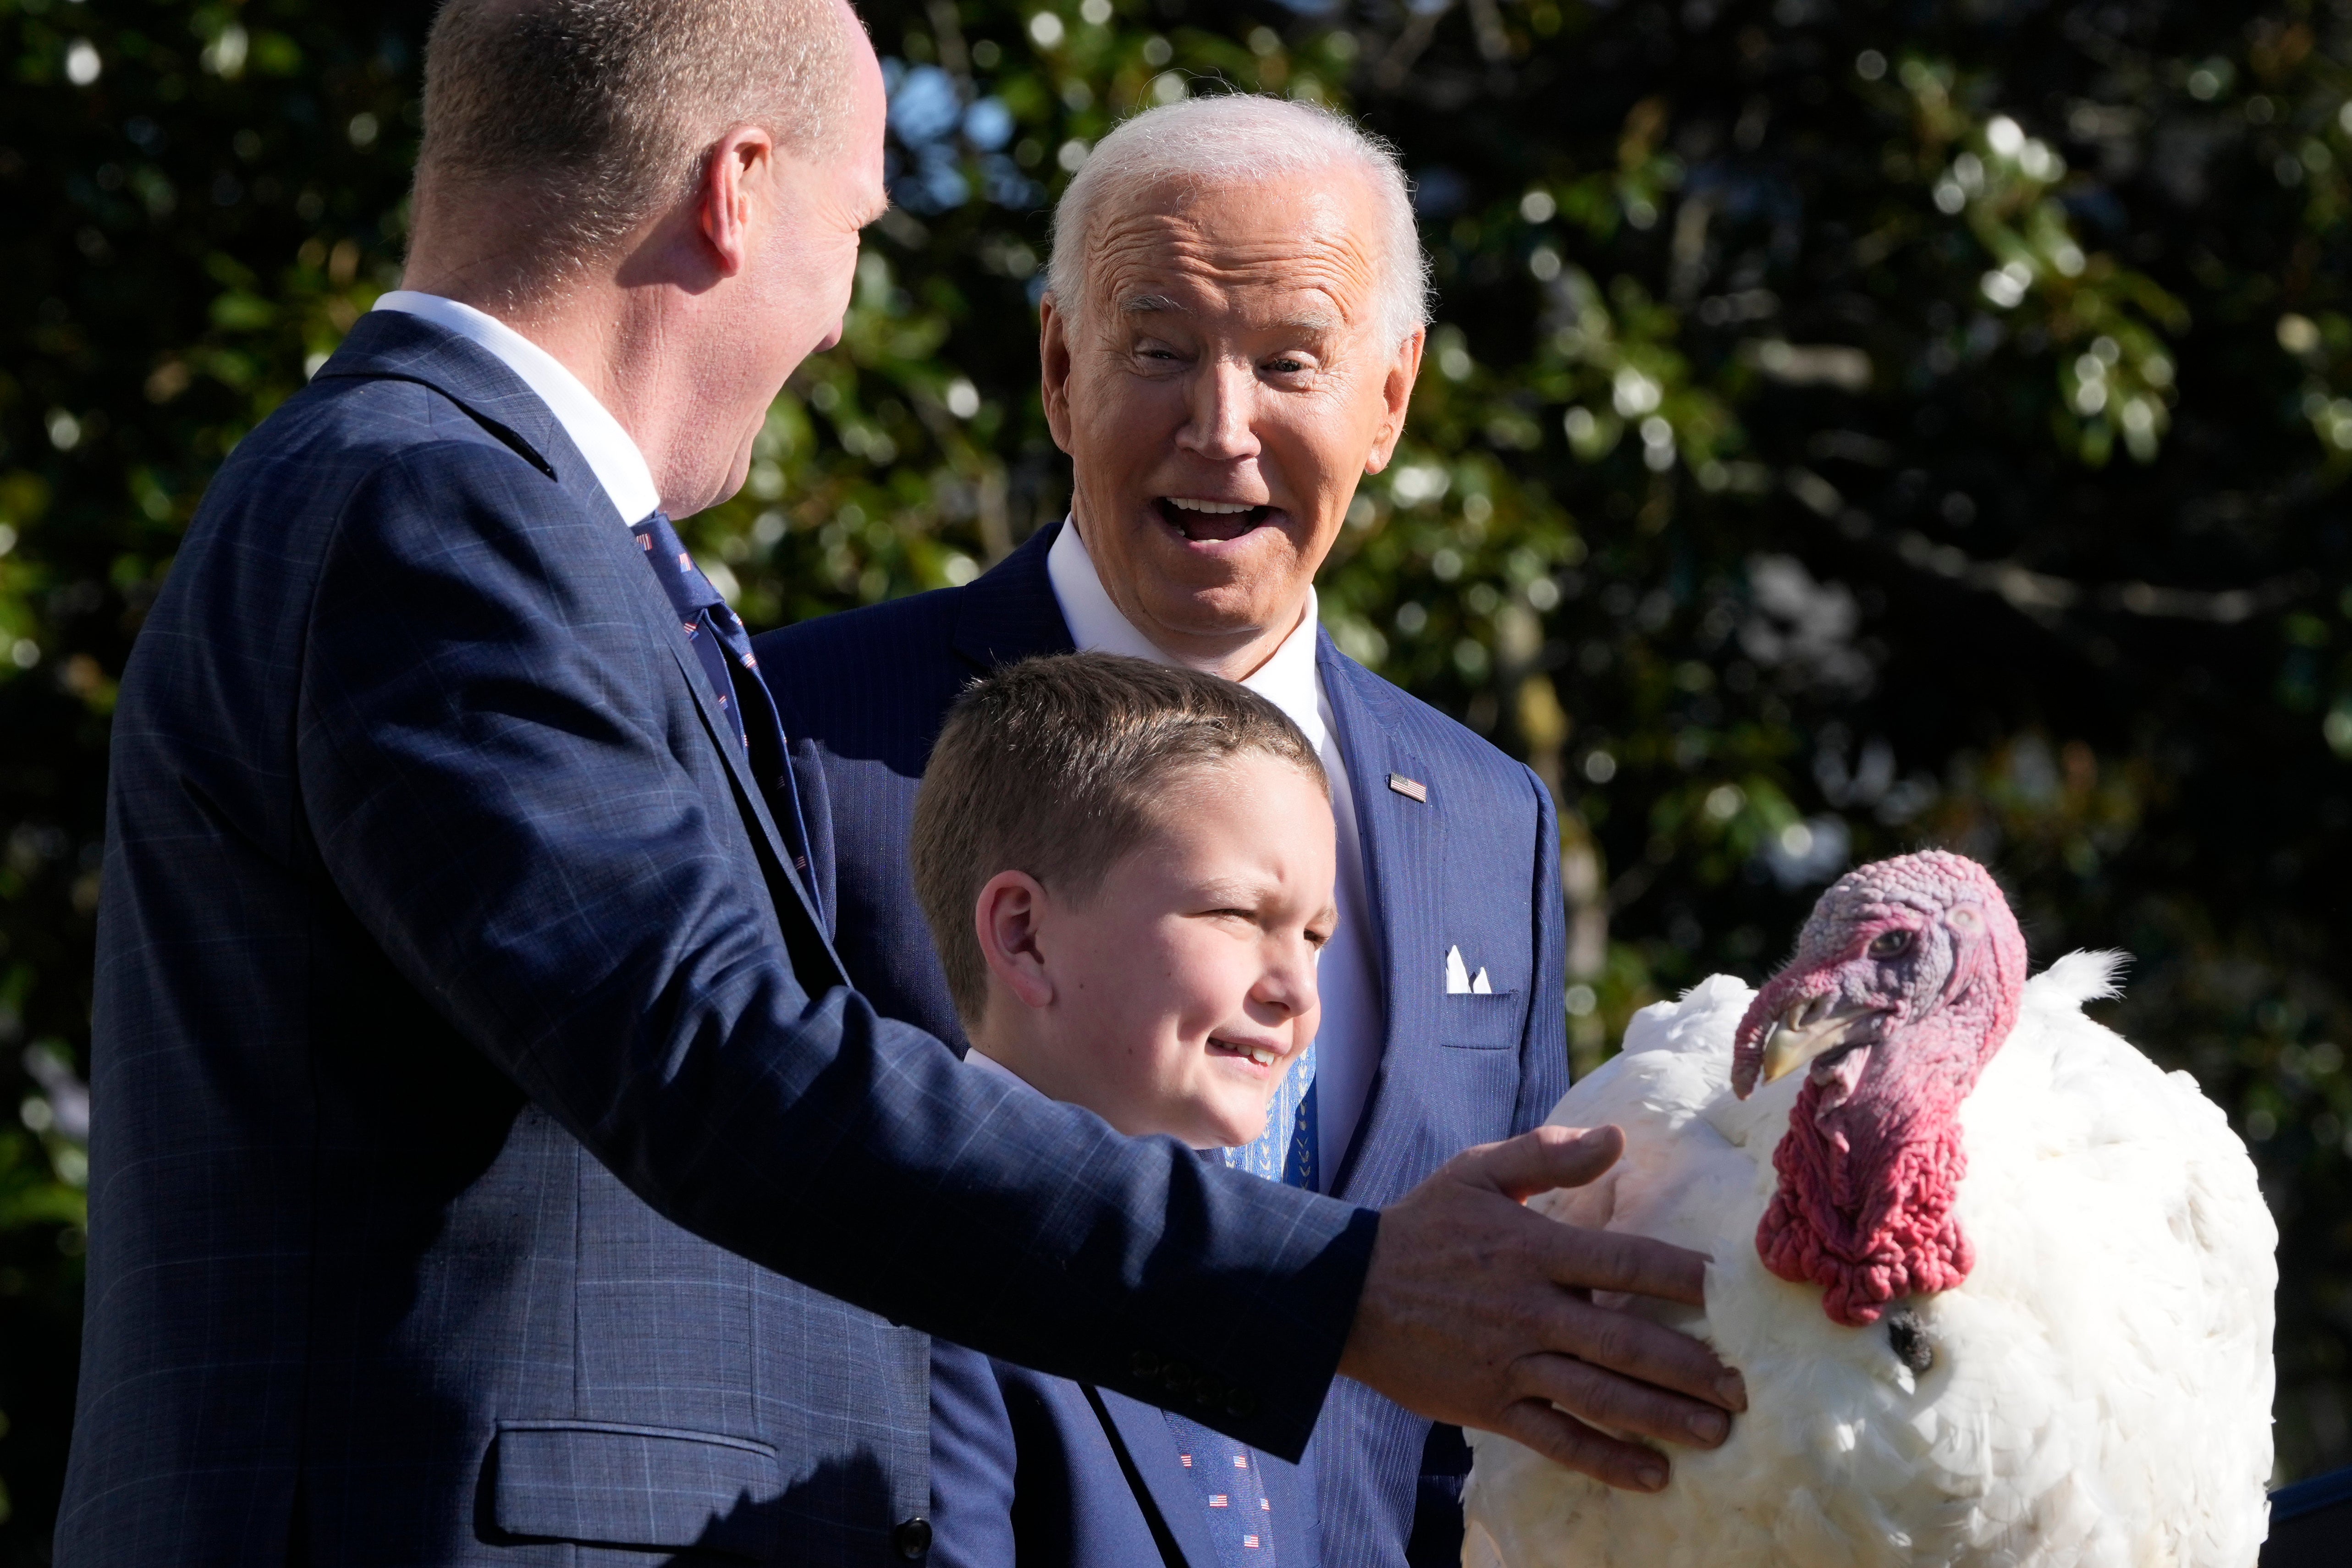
[1207,1037,1286,1069]
[1156,496,1278,542]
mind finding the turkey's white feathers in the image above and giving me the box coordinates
[2031,948,2129,1007]
[1464,954,2275,1568]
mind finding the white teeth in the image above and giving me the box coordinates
[1167,497,1256,514]
[1247,1046,1277,1067]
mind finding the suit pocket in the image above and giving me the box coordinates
[1440,992,1526,1050]
[490,1419,782,1558]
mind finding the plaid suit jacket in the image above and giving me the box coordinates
[57,314,1375,1566]
[754,522,1570,1568]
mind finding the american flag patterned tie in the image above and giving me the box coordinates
[630,511,822,918]
[1165,1043,1319,1563]
[1164,1421,1282,1568]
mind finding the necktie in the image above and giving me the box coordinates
[1163,1040,1320,1564]
[1224,1043,1319,1191]
[1164,1421,1282,1567]
[630,511,822,919]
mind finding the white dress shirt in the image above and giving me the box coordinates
[1046,520,1383,1185]
[371,291,661,528]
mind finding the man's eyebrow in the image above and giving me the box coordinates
[1120,292,1184,315]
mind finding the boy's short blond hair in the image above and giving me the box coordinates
[911,652,1327,1030]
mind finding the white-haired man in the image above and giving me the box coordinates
[759,94,1734,1568]
[65,8,1738,1567]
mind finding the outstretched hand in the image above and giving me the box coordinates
[1337,1123,1745,1492]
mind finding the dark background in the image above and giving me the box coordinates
[4,0,2348,1553]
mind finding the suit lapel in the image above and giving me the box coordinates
[784,732,840,942]
[1317,638,1443,1204]
[322,312,848,994]
[951,520,1077,672]
[1090,1389,1224,1568]
[655,613,847,992]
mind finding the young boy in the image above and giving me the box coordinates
[910,652,1339,1568]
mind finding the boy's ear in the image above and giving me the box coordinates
[974,869,1056,1011]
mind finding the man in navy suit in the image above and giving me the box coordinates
[756,94,1661,1567]
[60,2,1742,1562]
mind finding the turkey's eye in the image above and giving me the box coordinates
[1868,930,1912,958]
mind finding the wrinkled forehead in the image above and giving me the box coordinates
[1801,855,1996,946]
[1083,170,1386,334]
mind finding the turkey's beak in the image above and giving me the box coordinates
[1760,998,1878,1084]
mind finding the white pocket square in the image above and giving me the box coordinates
[1444,945,1493,996]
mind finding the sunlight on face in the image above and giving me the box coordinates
[716,0,892,503]
[1028,751,1337,1149]
[1042,169,1423,671]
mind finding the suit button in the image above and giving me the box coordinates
[893,1516,932,1559]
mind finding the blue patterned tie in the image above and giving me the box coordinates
[1162,1044,1318,1564]
[630,512,821,917]
[1223,1044,1319,1191]
[1164,1419,1282,1567]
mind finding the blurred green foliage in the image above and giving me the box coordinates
[7,0,2352,1552]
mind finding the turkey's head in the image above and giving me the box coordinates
[1729,850,2027,1327]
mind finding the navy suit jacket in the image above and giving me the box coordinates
[927,1341,1320,1568]
[2263,1466,2352,1568]
[58,314,1378,1566]
[755,522,1570,1568]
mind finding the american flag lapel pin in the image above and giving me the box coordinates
[1387,772,1428,803]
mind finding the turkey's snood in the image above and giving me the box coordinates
[1735,852,2030,1327]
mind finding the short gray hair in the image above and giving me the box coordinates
[416,0,855,292]
[1047,94,1430,351]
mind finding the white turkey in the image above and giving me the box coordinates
[1464,849,2276,1568]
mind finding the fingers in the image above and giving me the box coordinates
[1492,1399,1673,1493]
[1457,1123,1625,1203]
[1531,1216,1712,1309]
[1492,1335,1751,1494]
[1532,1291,1746,1412]
[1510,1347,1735,1448]
[1343,1131,1749,1465]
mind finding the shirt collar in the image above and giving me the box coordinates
[964,1045,1042,1096]
[371,290,662,528]
[1046,517,1326,750]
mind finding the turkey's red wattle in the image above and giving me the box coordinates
[1740,851,2029,1329]
[1754,1037,1977,1327]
